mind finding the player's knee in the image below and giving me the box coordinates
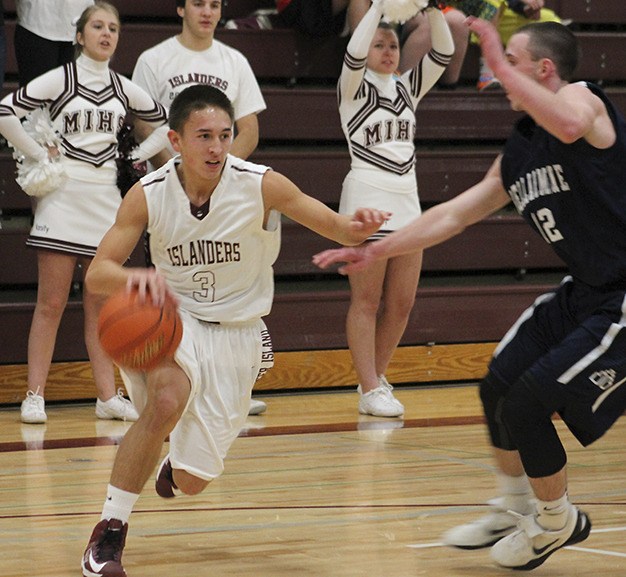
[500,378,553,434]
[351,295,380,317]
[501,379,567,477]
[479,372,504,417]
[142,390,186,433]
[479,372,516,450]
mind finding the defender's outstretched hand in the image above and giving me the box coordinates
[313,245,376,275]
[465,17,507,78]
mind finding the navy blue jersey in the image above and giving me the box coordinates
[500,83,626,288]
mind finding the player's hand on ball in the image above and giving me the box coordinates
[98,283,183,371]
[126,268,177,308]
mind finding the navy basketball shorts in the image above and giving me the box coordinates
[489,276,626,447]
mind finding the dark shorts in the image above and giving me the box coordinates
[277,0,346,37]
[14,25,74,86]
[489,276,626,446]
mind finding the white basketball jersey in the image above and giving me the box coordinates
[142,155,281,322]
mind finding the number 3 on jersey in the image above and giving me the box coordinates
[193,271,216,302]
[530,208,563,243]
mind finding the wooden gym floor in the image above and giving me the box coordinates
[0,384,624,576]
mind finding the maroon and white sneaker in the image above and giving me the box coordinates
[155,454,179,498]
[81,518,128,577]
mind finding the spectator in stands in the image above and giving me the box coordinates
[80,84,390,577]
[376,1,561,90]
[224,1,353,36]
[14,0,95,86]
[132,0,265,165]
[225,1,467,89]
[396,4,469,87]
[315,18,626,570]
[131,0,268,416]
[0,1,170,425]
[336,1,453,417]
[446,1,562,90]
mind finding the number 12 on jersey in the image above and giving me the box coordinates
[530,208,563,244]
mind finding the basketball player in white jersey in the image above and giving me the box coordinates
[80,84,390,577]
[132,0,268,415]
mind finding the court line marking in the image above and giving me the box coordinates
[589,525,626,533]
[406,542,626,558]
[566,546,626,558]
[407,526,626,555]
[406,542,444,549]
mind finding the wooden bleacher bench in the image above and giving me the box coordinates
[251,145,498,206]
[259,87,525,142]
[277,212,564,277]
[268,272,564,352]
[2,8,626,86]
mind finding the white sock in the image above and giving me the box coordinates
[536,493,575,531]
[101,484,140,524]
[496,472,533,514]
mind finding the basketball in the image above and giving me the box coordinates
[98,287,183,371]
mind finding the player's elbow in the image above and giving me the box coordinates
[85,262,110,296]
[557,118,589,144]
[84,266,100,295]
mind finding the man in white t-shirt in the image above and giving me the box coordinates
[132,0,266,167]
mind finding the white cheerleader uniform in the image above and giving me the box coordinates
[338,4,453,239]
[0,54,168,256]
[120,155,279,480]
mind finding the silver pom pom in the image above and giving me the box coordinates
[11,108,67,197]
[15,158,66,198]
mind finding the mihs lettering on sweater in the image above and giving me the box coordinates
[62,109,126,136]
[363,118,415,146]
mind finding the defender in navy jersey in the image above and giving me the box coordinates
[80,85,390,577]
[315,18,626,570]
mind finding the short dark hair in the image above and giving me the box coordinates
[515,21,580,81]
[169,85,235,132]
[177,1,224,10]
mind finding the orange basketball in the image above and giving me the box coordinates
[98,287,183,371]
